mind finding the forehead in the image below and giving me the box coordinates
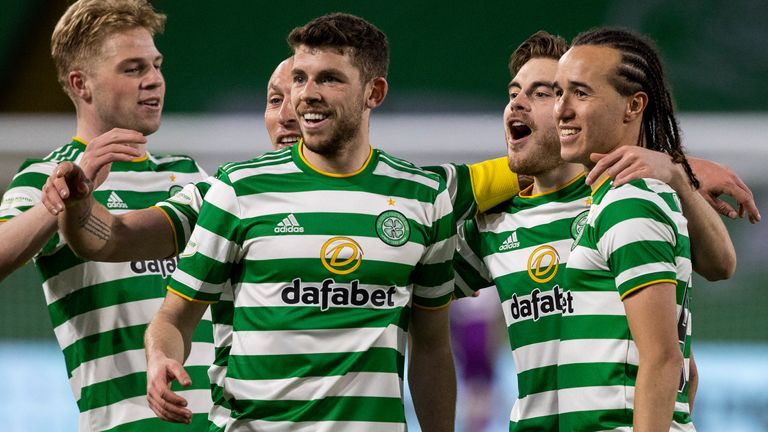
[292,45,357,73]
[268,60,293,92]
[556,45,621,83]
[512,57,558,87]
[97,27,160,63]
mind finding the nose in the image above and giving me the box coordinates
[297,78,322,105]
[510,91,530,112]
[142,65,164,90]
[279,97,297,125]
[554,93,572,122]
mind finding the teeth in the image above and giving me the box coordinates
[280,136,300,143]
[512,121,526,127]
[303,113,327,121]
[560,128,579,136]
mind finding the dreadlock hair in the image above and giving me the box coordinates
[571,27,699,188]
[288,13,389,84]
[509,30,568,78]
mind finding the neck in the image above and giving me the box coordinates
[300,136,372,176]
[584,166,612,193]
[530,163,584,195]
[74,121,103,143]
[301,118,372,175]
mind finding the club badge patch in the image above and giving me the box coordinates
[570,210,589,249]
[375,210,410,247]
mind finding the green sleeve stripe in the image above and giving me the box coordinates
[412,293,452,309]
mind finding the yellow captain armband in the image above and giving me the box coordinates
[468,156,520,213]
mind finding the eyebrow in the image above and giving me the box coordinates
[563,80,594,92]
[508,80,554,91]
[118,54,163,65]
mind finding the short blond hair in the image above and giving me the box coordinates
[51,0,166,98]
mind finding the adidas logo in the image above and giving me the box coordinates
[106,191,129,209]
[499,231,520,251]
[274,214,304,233]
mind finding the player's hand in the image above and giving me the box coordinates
[688,157,761,223]
[42,162,93,215]
[80,128,146,189]
[587,147,685,189]
[146,355,193,424]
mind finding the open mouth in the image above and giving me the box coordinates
[509,121,532,141]
[303,112,329,125]
[278,135,301,147]
[139,98,160,108]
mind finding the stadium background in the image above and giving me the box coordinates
[0,1,766,430]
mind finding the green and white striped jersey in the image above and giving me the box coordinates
[156,151,520,431]
[0,138,214,432]
[166,143,457,431]
[560,177,693,431]
[453,174,591,431]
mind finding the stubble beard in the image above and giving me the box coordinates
[507,128,564,176]
[302,100,364,158]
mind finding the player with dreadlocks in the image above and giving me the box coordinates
[554,27,735,431]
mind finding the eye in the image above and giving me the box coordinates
[268,96,283,106]
[320,75,339,83]
[292,75,306,84]
[534,91,551,98]
[509,91,519,100]
[575,89,588,97]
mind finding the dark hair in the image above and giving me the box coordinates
[572,27,699,188]
[288,13,389,83]
[509,30,568,77]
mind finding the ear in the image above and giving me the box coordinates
[68,70,92,102]
[624,91,647,122]
[364,77,388,109]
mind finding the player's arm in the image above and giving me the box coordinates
[146,175,235,422]
[0,204,58,281]
[44,161,176,261]
[145,291,209,424]
[588,148,760,222]
[408,181,457,431]
[587,147,736,280]
[688,349,698,415]
[423,158,523,224]
[453,218,494,298]
[687,157,760,223]
[408,304,456,432]
[623,282,683,432]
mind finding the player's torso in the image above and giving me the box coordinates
[559,179,694,431]
[25,148,213,429]
[475,177,590,430]
[220,151,443,430]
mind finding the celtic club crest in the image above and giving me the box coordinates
[375,210,410,247]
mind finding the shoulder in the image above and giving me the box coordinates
[592,178,682,234]
[375,149,446,192]
[217,148,296,183]
[599,178,679,214]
